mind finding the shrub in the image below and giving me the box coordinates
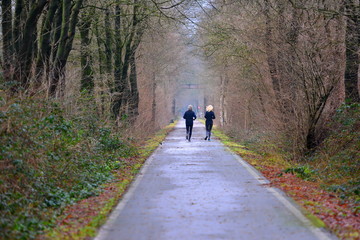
[0,95,137,239]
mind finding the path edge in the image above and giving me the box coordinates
[225,146,338,240]
[94,144,163,240]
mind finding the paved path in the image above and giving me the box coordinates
[95,121,336,240]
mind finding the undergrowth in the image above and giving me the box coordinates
[211,125,290,170]
[0,93,137,240]
[215,103,359,201]
[309,103,360,201]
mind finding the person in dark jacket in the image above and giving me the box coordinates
[183,105,197,142]
[204,105,215,141]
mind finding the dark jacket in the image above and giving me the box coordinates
[183,110,197,125]
[205,111,215,124]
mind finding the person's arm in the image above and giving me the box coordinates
[193,112,197,120]
[183,112,186,119]
[212,112,216,119]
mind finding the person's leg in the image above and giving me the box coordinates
[186,125,190,139]
[189,124,193,140]
[205,122,210,140]
[208,123,213,140]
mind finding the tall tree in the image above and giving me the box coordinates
[112,3,124,118]
[104,8,113,76]
[111,0,147,119]
[128,0,146,117]
[264,0,281,101]
[79,6,95,92]
[1,0,13,85]
[35,0,61,88]
[344,0,360,103]
[50,0,84,97]
[9,0,48,90]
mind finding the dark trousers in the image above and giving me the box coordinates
[186,124,193,139]
[206,122,213,139]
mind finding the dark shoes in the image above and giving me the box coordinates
[204,136,208,140]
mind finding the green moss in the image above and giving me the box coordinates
[209,124,290,169]
[305,212,326,228]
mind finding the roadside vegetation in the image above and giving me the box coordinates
[0,93,176,240]
[41,119,177,240]
[214,103,360,239]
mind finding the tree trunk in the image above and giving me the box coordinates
[119,44,132,116]
[264,0,281,101]
[51,6,63,65]
[172,98,176,117]
[128,50,139,117]
[344,0,360,103]
[35,0,60,88]
[219,73,228,127]
[112,4,123,118]
[104,9,113,76]
[94,18,107,114]
[151,72,157,125]
[79,7,95,93]
[95,21,105,75]
[286,4,301,101]
[12,0,48,89]
[13,0,23,57]
[49,0,71,96]
[127,2,144,118]
[50,0,84,97]
[1,0,13,85]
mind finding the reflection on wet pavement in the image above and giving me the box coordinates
[95,120,336,240]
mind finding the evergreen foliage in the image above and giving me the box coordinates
[0,94,137,239]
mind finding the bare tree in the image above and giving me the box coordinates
[344,0,360,103]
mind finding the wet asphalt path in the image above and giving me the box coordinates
[95,120,336,240]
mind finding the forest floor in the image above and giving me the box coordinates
[212,127,360,240]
